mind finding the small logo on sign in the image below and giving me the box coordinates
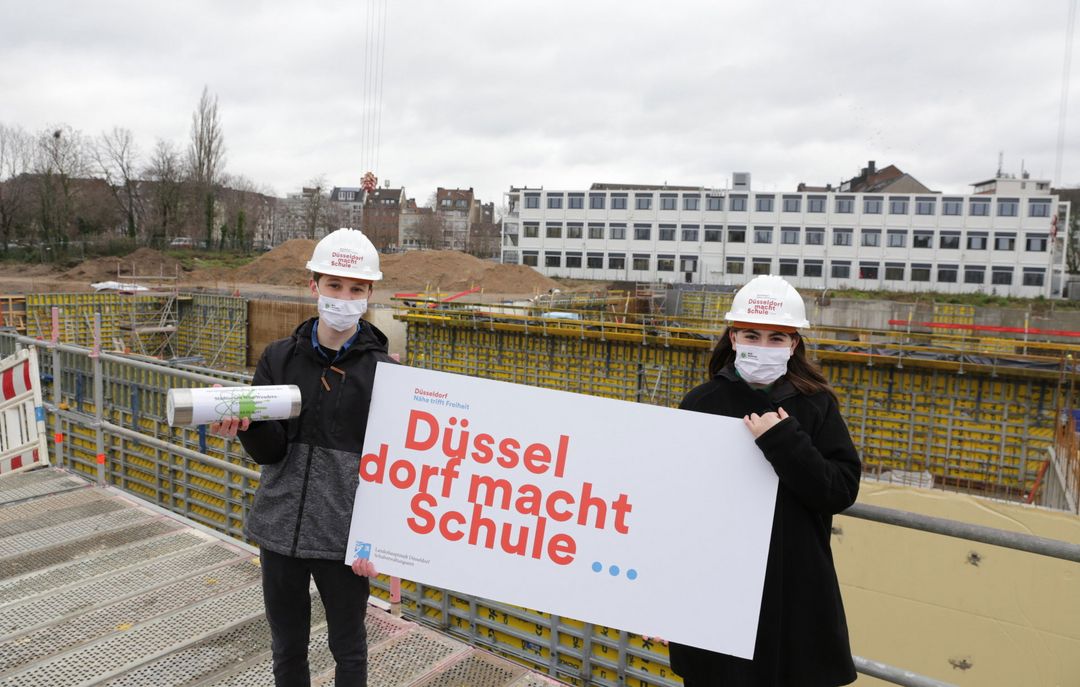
[353,541,372,560]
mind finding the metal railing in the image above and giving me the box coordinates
[5,318,1080,687]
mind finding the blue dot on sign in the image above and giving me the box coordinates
[591,561,602,573]
[627,569,638,580]
[609,565,620,576]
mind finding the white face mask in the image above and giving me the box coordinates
[317,292,368,332]
[734,344,792,385]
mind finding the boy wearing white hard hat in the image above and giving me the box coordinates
[213,228,393,686]
[667,275,861,686]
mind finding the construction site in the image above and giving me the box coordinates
[0,243,1078,687]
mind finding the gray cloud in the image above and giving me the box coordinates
[1,0,1076,209]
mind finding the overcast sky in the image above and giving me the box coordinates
[2,1,1077,208]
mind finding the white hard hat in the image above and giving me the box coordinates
[305,228,382,281]
[725,275,809,329]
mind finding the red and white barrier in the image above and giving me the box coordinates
[0,348,49,476]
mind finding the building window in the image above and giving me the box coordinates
[680,256,698,273]
[1025,234,1048,252]
[835,196,854,214]
[588,224,604,239]
[635,195,652,210]
[565,252,582,268]
[781,227,800,244]
[728,226,746,243]
[939,232,960,249]
[964,266,985,284]
[937,264,958,283]
[754,227,773,243]
[831,261,851,279]
[545,253,561,267]
[587,253,603,268]
[885,263,905,280]
[805,228,825,245]
[915,197,936,215]
[779,259,798,276]
[610,224,626,240]
[567,223,583,239]
[608,253,625,270]
[704,227,722,242]
[910,264,931,282]
[523,223,539,238]
[684,195,700,211]
[727,257,745,274]
[942,198,963,216]
[1029,199,1051,217]
[782,196,801,212]
[657,255,675,271]
[807,196,826,213]
[632,254,650,270]
[568,194,584,209]
[859,262,880,279]
[523,251,539,266]
[967,232,988,250]
[706,196,723,211]
[660,195,677,211]
[970,199,990,216]
[589,193,605,209]
[546,224,562,239]
[682,226,699,242]
[991,267,1013,285]
[887,230,907,248]
[611,194,628,210]
[730,195,748,211]
[1022,268,1046,286]
[752,258,772,275]
[889,197,909,215]
[755,195,775,212]
[833,228,853,246]
[997,198,1019,217]
[658,226,676,241]
[913,231,933,248]
[861,229,881,247]
[548,195,563,209]
[994,233,1016,251]
[634,225,651,240]
[525,195,540,209]
[864,197,882,214]
[804,260,823,277]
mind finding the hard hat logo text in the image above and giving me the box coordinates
[745,297,782,315]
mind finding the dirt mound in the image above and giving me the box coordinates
[381,251,560,294]
[190,243,560,295]
[62,248,186,283]
[198,238,318,287]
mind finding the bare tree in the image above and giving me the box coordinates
[94,127,143,239]
[144,139,185,246]
[33,125,88,258]
[414,210,446,249]
[187,86,226,247]
[301,175,336,239]
[0,124,34,253]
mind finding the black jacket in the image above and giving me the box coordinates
[668,365,860,687]
[238,317,396,559]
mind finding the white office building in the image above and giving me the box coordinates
[501,174,1071,298]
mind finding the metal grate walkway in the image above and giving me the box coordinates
[0,468,563,687]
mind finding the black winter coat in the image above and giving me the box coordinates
[668,365,860,687]
[238,317,397,559]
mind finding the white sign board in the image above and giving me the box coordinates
[346,363,778,658]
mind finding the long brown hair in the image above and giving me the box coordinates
[708,326,837,402]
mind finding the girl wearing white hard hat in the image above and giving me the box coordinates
[668,275,861,686]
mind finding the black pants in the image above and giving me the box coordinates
[260,548,370,687]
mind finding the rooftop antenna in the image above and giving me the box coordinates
[997,151,1004,178]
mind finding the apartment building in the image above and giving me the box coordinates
[501,171,1070,298]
